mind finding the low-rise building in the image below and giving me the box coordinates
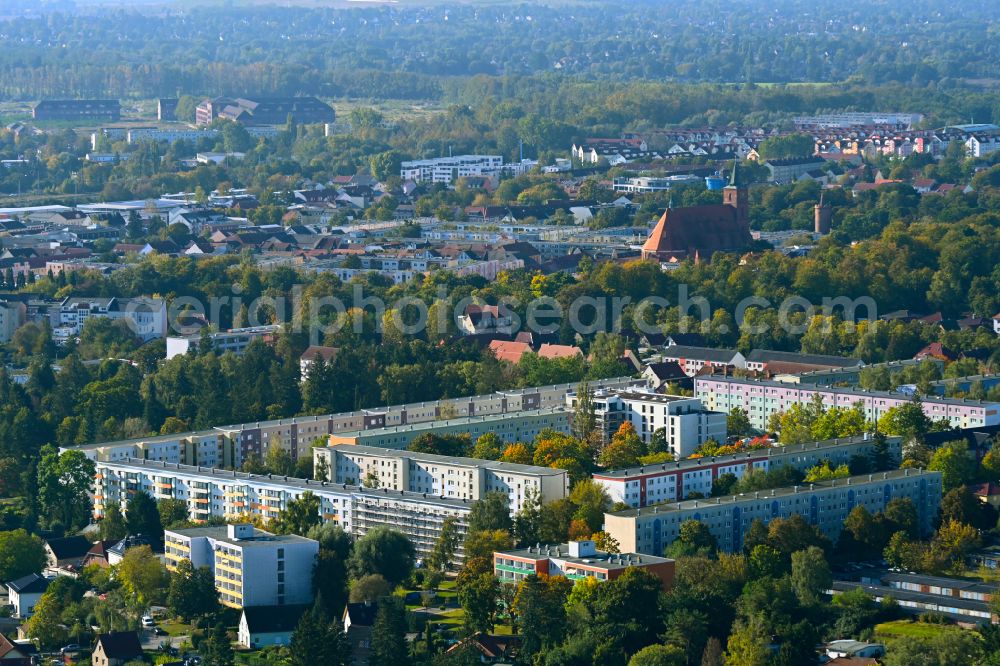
[6,574,50,618]
[493,539,674,589]
[238,604,311,648]
[604,468,941,555]
[660,345,746,377]
[764,157,828,184]
[91,632,142,666]
[314,444,568,512]
[164,524,318,608]
[343,602,378,666]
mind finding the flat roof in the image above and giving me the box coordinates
[327,444,566,477]
[593,434,895,479]
[165,525,314,547]
[330,407,568,439]
[99,458,475,510]
[67,376,634,453]
[830,581,991,614]
[606,467,938,519]
[497,544,671,571]
[696,376,1000,408]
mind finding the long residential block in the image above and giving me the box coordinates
[695,376,1000,432]
[326,408,570,452]
[603,468,942,555]
[592,434,902,508]
[314,444,568,513]
[97,459,472,563]
[66,377,639,468]
[164,524,317,608]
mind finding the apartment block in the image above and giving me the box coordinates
[314,444,568,512]
[164,524,317,608]
[493,539,675,589]
[567,388,725,457]
[165,325,282,359]
[695,376,1000,431]
[0,300,26,343]
[96,459,472,564]
[592,434,903,508]
[400,155,503,184]
[56,296,166,342]
[327,408,571,452]
[67,377,640,468]
[603,468,942,555]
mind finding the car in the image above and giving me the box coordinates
[60,644,82,654]
[154,627,168,636]
[141,616,156,627]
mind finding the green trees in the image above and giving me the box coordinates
[428,516,461,572]
[468,491,513,533]
[727,407,753,438]
[928,440,978,491]
[116,545,167,612]
[272,491,321,536]
[289,603,349,666]
[201,623,235,666]
[513,574,573,661]
[36,446,95,530]
[371,596,409,665]
[157,498,190,528]
[125,490,163,545]
[348,527,415,585]
[167,558,219,621]
[99,503,128,542]
[665,520,718,559]
[458,572,499,633]
[0,529,46,581]
[790,546,831,605]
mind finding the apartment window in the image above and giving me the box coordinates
[277,548,285,559]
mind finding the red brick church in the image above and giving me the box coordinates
[641,163,751,262]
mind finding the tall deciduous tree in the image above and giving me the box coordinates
[0,529,46,582]
[125,489,163,546]
[348,527,415,585]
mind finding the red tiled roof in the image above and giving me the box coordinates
[489,340,531,364]
[537,343,583,359]
[641,204,750,261]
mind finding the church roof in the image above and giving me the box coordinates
[641,204,750,259]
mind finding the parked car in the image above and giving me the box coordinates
[141,615,156,628]
[60,644,81,654]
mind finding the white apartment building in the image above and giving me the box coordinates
[55,296,166,342]
[400,155,525,184]
[592,434,902,508]
[164,523,317,608]
[604,467,942,555]
[97,459,472,563]
[67,377,640,469]
[314,444,568,512]
[165,325,282,359]
[568,388,726,458]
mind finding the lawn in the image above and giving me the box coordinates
[157,619,193,637]
[874,620,967,640]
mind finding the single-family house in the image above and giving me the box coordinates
[238,604,310,649]
[91,632,143,666]
[6,574,51,618]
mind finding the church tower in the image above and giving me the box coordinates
[723,160,750,230]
